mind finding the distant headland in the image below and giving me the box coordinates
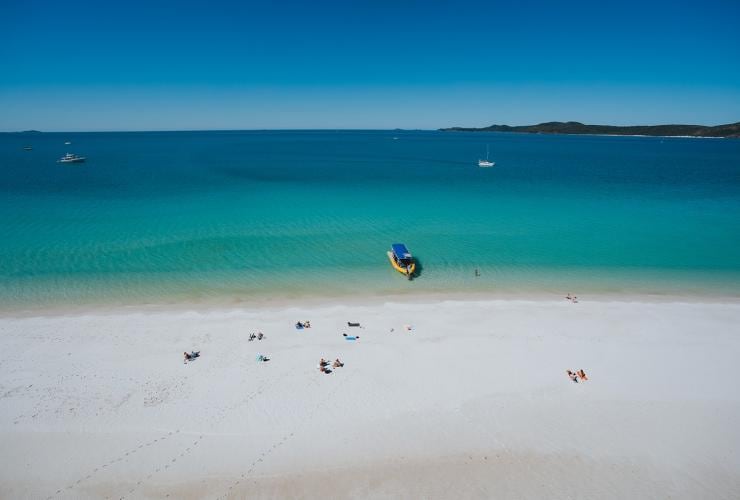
[440,121,740,138]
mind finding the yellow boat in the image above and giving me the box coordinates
[387,243,416,279]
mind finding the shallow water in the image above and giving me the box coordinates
[1,130,739,308]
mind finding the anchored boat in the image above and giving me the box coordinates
[58,153,86,163]
[387,243,416,280]
[478,144,495,167]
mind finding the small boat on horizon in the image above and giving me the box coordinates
[58,153,86,163]
[387,243,416,280]
[64,141,71,145]
[23,146,33,151]
[478,145,495,167]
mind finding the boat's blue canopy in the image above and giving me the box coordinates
[391,243,412,260]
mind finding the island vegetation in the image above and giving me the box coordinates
[441,121,740,138]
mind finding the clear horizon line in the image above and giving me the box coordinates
[4,120,737,134]
[2,127,436,134]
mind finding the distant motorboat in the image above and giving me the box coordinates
[64,141,71,145]
[478,145,495,167]
[23,146,33,151]
[58,153,86,163]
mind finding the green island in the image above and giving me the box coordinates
[440,121,740,138]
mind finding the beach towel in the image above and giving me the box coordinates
[344,336,358,341]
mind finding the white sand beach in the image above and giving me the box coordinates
[1,297,739,499]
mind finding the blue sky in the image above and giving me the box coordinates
[1,0,739,131]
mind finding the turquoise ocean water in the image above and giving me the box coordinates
[1,130,740,309]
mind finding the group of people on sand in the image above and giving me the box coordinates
[318,357,344,374]
[248,332,264,341]
[185,319,356,371]
[565,293,579,303]
[566,369,588,383]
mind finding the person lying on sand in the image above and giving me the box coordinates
[304,320,311,328]
[248,333,256,341]
[319,366,332,374]
[319,358,329,367]
[257,332,264,340]
[332,358,344,368]
[566,370,579,383]
[184,351,200,363]
[256,354,269,362]
[577,369,588,381]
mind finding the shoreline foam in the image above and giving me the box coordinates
[2,288,739,318]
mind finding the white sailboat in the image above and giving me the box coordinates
[478,145,495,167]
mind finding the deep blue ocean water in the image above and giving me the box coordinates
[1,130,739,308]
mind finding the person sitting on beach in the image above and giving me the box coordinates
[565,293,572,301]
[566,370,579,383]
[304,320,311,328]
[257,332,264,340]
[332,358,344,368]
